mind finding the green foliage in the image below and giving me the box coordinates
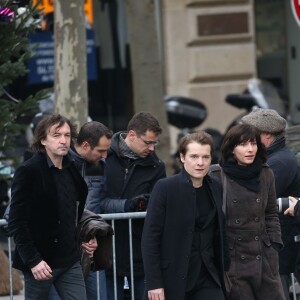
[0,89,50,151]
[0,0,40,86]
[0,0,48,153]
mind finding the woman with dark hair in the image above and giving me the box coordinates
[142,131,229,300]
[211,124,284,299]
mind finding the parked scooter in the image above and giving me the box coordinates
[225,78,287,131]
[165,78,287,173]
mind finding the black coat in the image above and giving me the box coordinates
[8,153,88,271]
[267,138,300,274]
[104,132,166,276]
[142,170,229,300]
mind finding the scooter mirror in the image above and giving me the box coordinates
[225,94,256,111]
[164,96,207,129]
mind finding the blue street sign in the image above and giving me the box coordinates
[28,30,97,84]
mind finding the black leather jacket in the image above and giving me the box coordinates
[78,209,114,279]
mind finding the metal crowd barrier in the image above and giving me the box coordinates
[0,212,147,300]
[102,212,146,300]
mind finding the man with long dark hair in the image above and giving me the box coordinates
[8,114,97,300]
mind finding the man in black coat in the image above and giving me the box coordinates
[142,131,229,300]
[8,114,97,300]
[102,112,166,300]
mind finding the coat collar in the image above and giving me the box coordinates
[179,168,213,187]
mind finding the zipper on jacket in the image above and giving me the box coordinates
[124,168,129,180]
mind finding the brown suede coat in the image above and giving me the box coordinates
[211,165,285,300]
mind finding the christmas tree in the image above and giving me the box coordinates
[0,0,47,155]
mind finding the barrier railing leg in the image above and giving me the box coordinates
[96,271,100,300]
[8,236,13,300]
[129,218,135,300]
[112,220,117,300]
[291,273,297,300]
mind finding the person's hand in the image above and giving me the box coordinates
[31,260,52,281]
[81,237,98,258]
[284,196,298,216]
[148,288,165,300]
[124,194,150,212]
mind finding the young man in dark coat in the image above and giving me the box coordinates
[102,112,166,300]
[242,108,300,299]
[142,131,229,300]
[8,114,97,300]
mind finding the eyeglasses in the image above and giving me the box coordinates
[139,136,160,147]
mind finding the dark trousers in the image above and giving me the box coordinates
[24,261,86,300]
[48,270,107,300]
[106,274,145,300]
[280,274,292,300]
[185,287,225,300]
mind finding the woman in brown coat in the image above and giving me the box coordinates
[211,124,284,300]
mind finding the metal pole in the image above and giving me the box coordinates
[112,220,118,300]
[8,236,13,300]
[96,271,100,300]
[129,218,135,300]
[101,212,146,220]
[291,273,297,300]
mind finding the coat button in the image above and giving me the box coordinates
[241,255,245,260]
[182,276,186,280]
[256,255,261,260]
[254,236,259,241]
[232,198,238,203]
[54,238,59,243]
[254,217,259,222]
[235,219,240,224]
[237,236,242,241]
[256,198,260,203]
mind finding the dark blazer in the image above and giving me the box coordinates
[142,169,228,300]
[8,153,88,271]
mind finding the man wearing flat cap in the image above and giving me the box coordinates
[242,108,300,299]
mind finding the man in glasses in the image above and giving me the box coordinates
[101,111,166,300]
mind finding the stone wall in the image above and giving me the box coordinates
[163,0,256,144]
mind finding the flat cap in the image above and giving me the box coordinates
[241,108,286,133]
